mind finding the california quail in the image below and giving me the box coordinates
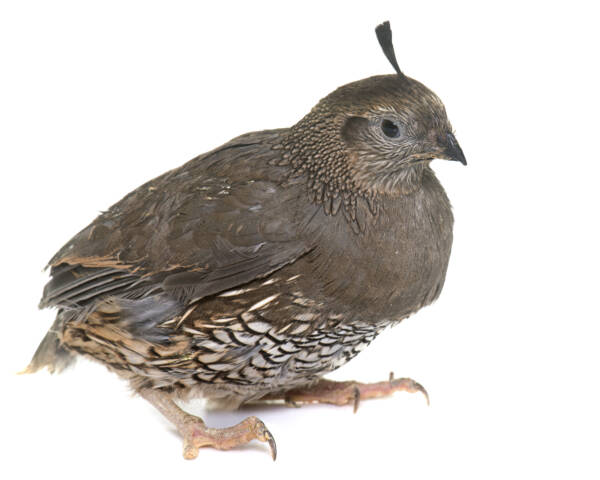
[25,22,466,460]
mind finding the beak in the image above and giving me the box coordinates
[443,132,467,166]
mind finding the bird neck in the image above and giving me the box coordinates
[275,115,429,233]
[280,109,361,199]
[275,113,369,233]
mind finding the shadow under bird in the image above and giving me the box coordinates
[25,22,466,460]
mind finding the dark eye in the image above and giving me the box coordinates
[381,119,401,138]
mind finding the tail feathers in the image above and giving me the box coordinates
[20,327,75,374]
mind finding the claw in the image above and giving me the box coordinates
[253,418,277,461]
[352,386,361,413]
[264,430,277,461]
[391,377,430,406]
[416,382,430,406]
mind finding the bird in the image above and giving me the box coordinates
[24,21,466,460]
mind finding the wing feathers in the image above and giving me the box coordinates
[40,265,148,308]
[40,130,316,311]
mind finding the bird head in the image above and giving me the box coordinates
[283,21,465,198]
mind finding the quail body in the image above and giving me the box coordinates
[27,22,466,459]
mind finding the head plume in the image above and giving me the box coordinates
[375,21,405,79]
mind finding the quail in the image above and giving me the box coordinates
[25,22,466,460]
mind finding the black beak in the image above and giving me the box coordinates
[444,132,467,166]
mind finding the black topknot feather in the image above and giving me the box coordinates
[375,21,404,78]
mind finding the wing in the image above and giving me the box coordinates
[40,129,318,310]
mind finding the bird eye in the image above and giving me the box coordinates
[381,119,401,138]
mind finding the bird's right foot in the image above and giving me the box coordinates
[262,372,429,413]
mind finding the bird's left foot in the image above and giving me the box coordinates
[139,388,276,460]
[262,373,429,412]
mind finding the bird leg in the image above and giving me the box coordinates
[139,389,277,460]
[262,373,429,413]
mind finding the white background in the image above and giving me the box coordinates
[1,1,599,479]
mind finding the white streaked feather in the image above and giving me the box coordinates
[218,287,254,297]
[247,294,280,312]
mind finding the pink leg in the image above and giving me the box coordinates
[139,389,277,460]
[263,372,429,413]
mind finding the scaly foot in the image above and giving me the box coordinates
[179,414,276,460]
[140,389,276,460]
[264,372,429,412]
